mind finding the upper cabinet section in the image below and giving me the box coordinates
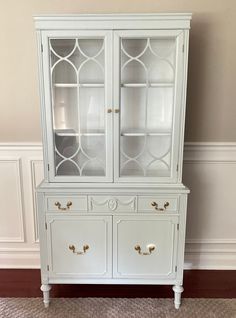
[36,14,191,183]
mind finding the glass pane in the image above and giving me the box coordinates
[49,38,106,177]
[120,37,176,178]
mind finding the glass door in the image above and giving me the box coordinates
[42,31,112,182]
[114,30,184,182]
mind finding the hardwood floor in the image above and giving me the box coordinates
[0,270,235,298]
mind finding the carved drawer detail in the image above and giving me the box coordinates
[89,196,137,212]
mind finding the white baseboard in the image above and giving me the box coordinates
[0,142,236,269]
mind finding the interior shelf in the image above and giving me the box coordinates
[54,83,104,88]
[121,130,172,137]
[54,83,173,88]
[55,129,105,137]
[121,83,174,88]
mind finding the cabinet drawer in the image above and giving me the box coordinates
[113,215,178,279]
[138,196,178,213]
[89,196,137,212]
[46,216,112,278]
[46,196,87,212]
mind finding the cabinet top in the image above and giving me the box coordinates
[34,13,192,30]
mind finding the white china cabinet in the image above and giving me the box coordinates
[35,14,191,309]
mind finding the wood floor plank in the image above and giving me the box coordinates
[0,270,235,298]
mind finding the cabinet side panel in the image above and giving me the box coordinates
[176,194,188,285]
[177,30,190,183]
[36,30,49,181]
[36,192,48,284]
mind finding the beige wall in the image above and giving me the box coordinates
[0,0,235,142]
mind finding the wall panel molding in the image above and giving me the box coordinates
[183,142,236,269]
[0,142,235,269]
[0,158,25,243]
[184,142,236,162]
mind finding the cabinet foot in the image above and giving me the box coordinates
[40,284,51,308]
[172,285,184,309]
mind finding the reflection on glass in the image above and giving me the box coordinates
[120,37,176,178]
[49,38,105,177]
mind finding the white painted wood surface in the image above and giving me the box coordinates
[47,215,112,277]
[113,215,179,278]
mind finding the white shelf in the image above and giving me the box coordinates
[121,83,174,88]
[55,129,105,137]
[54,83,104,88]
[54,83,173,88]
[55,130,171,137]
[121,131,172,137]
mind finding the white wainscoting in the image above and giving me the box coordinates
[0,142,235,269]
[183,142,236,269]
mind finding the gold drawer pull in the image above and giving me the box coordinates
[55,201,72,211]
[151,201,169,211]
[114,109,120,113]
[69,244,89,255]
[107,108,112,113]
[134,244,156,256]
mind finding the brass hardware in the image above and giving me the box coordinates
[55,201,72,211]
[151,201,169,211]
[69,244,89,255]
[114,109,120,113]
[134,244,156,256]
[107,108,112,113]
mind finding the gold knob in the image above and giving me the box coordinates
[107,109,112,113]
[134,244,156,256]
[55,201,72,211]
[114,109,120,113]
[151,201,169,211]
[69,244,89,255]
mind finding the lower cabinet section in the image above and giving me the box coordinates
[46,216,112,278]
[46,214,179,280]
[113,215,179,279]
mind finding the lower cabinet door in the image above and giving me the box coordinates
[46,215,112,278]
[113,215,179,279]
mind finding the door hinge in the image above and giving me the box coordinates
[47,164,50,171]
[175,265,177,272]
[45,222,47,230]
[47,265,49,271]
[176,164,179,172]
[177,224,179,231]
[182,44,184,53]
[41,43,43,53]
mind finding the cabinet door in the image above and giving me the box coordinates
[42,31,113,182]
[114,30,185,183]
[113,215,179,279]
[46,215,112,278]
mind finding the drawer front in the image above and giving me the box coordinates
[138,196,178,213]
[89,196,137,212]
[47,216,112,278]
[113,215,178,279]
[46,196,87,212]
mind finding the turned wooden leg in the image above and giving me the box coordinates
[172,285,184,309]
[40,284,51,308]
